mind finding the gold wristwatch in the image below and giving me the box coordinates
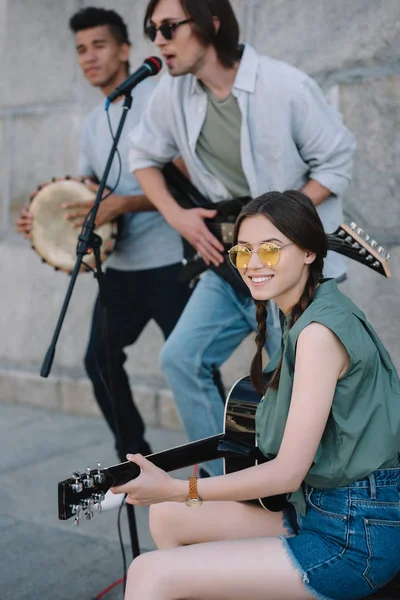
[185,476,203,507]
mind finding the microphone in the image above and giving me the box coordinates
[105,56,162,109]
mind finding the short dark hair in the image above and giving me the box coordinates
[69,7,131,47]
[143,0,240,68]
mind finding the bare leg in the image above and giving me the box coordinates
[125,536,312,599]
[149,500,289,549]
[124,501,310,599]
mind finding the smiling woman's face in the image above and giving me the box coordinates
[236,214,316,313]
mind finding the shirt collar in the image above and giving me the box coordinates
[314,278,339,298]
[189,44,259,96]
[281,279,338,330]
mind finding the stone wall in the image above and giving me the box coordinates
[0,0,399,428]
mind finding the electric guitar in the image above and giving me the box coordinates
[162,163,392,286]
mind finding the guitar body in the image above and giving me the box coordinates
[163,162,251,295]
[223,376,288,512]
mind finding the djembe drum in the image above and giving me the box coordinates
[29,177,117,273]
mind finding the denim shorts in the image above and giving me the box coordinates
[281,468,400,600]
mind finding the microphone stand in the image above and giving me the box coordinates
[40,93,141,560]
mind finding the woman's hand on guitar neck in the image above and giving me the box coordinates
[111,454,186,506]
[169,206,225,266]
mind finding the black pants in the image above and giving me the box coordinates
[84,264,191,462]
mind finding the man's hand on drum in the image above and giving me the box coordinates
[15,206,33,238]
[62,181,120,228]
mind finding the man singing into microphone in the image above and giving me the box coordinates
[16,6,190,508]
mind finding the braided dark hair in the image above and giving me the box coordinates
[233,190,328,395]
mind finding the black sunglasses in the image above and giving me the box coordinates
[145,18,194,42]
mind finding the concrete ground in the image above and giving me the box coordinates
[0,402,190,600]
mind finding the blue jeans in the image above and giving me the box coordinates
[159,270,281,475]
[282,468,400,599]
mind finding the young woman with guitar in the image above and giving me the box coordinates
[112,190,400,600]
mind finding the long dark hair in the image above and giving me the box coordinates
[143,0,241,68]
[234,190,328,395]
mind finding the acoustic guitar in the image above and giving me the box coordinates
[58,375,284,524]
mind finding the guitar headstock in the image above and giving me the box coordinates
[58,459,141,523]
[329,223,391,278]
[58,464,112,523]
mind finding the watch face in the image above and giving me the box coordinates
[185,497,202,507]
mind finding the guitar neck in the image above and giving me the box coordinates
[58,433,265,520]
[105,434,223,487]
[104,434,264,487]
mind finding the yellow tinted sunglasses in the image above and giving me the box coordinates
[228,242,293,270]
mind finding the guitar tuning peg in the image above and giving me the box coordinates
[72,504,82,526]
[94,492,105,511]
[94,462,105,485]
[356,227,363,236]
[366,255,373,262]
[71,472,83,494]
[370,240,377,248]
[83,466,94,489]
[364,234,370,241]
[377,246,385,254]
[345,236,353,243]
[350,222,357,230]
[359,248,367,256]
[372,261,381,268]
[386,252,391,261]
[82,497,95,520]
[338,229,346,237]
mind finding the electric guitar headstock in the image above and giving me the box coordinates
[329,223,391,278]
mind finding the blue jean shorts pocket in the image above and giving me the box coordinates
[306,487,349,520]
[363,518,400,589]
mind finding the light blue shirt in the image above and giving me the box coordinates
[128,45,356,279]
[79,78,183,271]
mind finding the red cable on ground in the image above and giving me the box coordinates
[95,577,126,599]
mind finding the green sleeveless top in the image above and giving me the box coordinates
[255,279,400,514]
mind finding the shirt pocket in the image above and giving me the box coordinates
[363,517,400,590]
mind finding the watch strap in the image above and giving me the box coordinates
[188,475,199,500]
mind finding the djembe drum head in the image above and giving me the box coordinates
[29,178,116,273]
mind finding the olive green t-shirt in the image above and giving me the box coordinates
[196,89,251,198]
[255,279,400,514]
